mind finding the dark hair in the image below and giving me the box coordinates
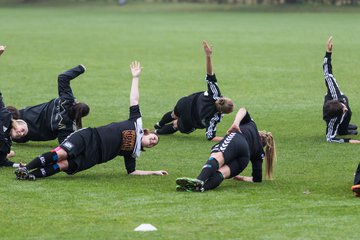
[6,106,20,119]
[69,102,90,129]
[215,97,234,114]
[323,100,344,120]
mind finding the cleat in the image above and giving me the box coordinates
[28,174,36,181]
[154,122,162,130]
[14,167,29,180]
[176,177,204,192]
[351,184,360,197]
[348,124,358,130]
[176,185,190,192]
[12,162,26,168]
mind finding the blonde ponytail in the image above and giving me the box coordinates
[259,130,276,180]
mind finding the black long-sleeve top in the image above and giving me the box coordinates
[0,94,12,162]
[13,65,84,144]
[238,111,265,182]
[191,74,223,140]
[323,52,350,143]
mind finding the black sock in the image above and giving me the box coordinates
[26,151,59,170]
[156,124,177,135]
[29,164,60,179]
[197,157,220,182]
[354,163,360,185]
[158,111,174,126]
[203,171,224,191]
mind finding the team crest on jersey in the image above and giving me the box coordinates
[121,130,136,151]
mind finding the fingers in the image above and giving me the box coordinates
[130,60,141,69]
[159,170,168,175]
[328,36,333,43]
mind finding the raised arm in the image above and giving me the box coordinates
[129,61,141,107]
[227,107,247,134]
[58,65,86,101]
[203,41,213,75]
[323,36,342,100]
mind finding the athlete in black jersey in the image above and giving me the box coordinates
[15,61,167,180]
[0,46,29,167]
[322,36,360,143]
[154,41,234,141]
[8,64,89,144]
[175,107,276,192]
[0,92,28,168]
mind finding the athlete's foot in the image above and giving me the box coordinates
[15,167,29,180]
[176,177,204,192]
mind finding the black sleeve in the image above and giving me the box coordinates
[124,155,136,174]
[128,105,141,121]
[0,92,4,108]
[240,111,252,125]
[205,113,221,141]
[323,52,342,100]
[205,74,221,100]
[58,73,75,101]
[57,65,85,101]
[251,156,263,182]
[326,115,350,143]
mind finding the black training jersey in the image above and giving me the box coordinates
[16,98,75,143]
[238,111,265,182]
[14,65,84,144]
[323,52,350,143]
[192,74,223,140]
[0,101,12,161]
[95,105,143,174]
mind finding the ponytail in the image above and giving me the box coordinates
[69,102,90,129]
[259,130,276,180]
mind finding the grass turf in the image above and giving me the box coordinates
[1,2,360,239]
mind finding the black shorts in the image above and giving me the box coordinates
[211,132,250,178]
[174,96,195,134]
[60,128,102,175]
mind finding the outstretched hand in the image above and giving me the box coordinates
[0,45,6,56]
[154,170,168,176]
[227,123,241,135]
[327,36,333,53]
[203,41,212,57]
[130,61,142,78]
[233,175,253,182]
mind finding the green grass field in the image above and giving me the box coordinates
[1,2,360,239]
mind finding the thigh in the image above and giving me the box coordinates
[226,156,250,178]
[213,133,249,164]
[60,129,89,158]
[177,117,195,134]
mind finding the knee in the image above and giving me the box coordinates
[57,160,69,171]
[55,148,69,160]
